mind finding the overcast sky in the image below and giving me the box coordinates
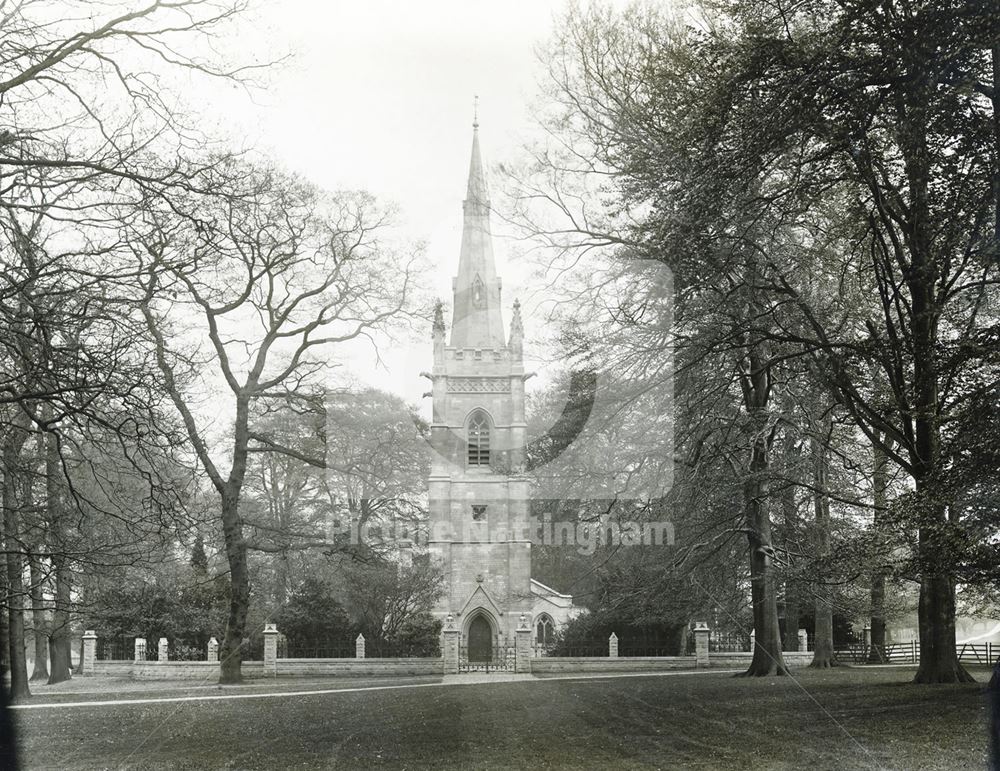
[190,0,610,410]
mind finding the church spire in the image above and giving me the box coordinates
[450,111,506,349]
[464,124,489,215]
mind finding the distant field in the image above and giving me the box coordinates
[12,666,991,770]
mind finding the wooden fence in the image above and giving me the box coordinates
[835,640,996,664]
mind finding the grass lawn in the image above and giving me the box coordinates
[11,666,991,770]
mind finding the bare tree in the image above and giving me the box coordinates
[1,409,31,700]
[137,163,417,683]
[0,0,268,209]
[0,193,205,694]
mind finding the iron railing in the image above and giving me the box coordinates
[458,644,515,672]
[97,638,133,661]
[169,639,210,661]
[366,641,441,658]
[708,633,751,653]
[278,639,354,659]
[540,640,683,657]
[620,638,681,657]
[540,643,609,657]
[97,636,159,661]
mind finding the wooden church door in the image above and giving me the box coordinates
[467,616,493,662]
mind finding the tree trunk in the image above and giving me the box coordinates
[27,552,48,681]
[780,438,799,652]
[3,431,31,700]
[988,50,1000,723]
[913,484,972,683]
[45,426,71,684]
[217,391,257,685]
[0,591,8,681]
[743,491,786,676]
[809,430,837,668]
[991,43,1000,261]
[740,426,787,673]
[868,438,888,663]
[915,570,971,683]
[2,540,30,701]
[736,347,787,677]
[47,554,72,683]
[898,66,973,685]
[219,489,250,684]
[908,285,970,683]
[274,549,289,608]
[24,436,49,682]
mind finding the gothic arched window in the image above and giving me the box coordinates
[536,615,555,647]
[468,411,491,467]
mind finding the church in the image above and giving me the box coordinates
[424,117,578,663]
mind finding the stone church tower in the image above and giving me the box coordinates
[424,117,534,662]
[425,118,578,662]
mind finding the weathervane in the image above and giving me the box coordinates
[473,94,479,129]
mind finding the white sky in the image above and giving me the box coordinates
[194,0,622,413]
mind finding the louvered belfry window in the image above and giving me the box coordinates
[468,412,490,467]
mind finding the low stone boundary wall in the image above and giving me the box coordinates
[86,623,822,681]
[531,650,815,674]
[92,658,442,679]
[707,651,813,668]
[92,650,820,679]
[532,656,697,674]
[93,661,265,680]
[273,658,443,677]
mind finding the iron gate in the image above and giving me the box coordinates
[458,644,515,673]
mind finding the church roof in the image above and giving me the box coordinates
[530,578,574,600]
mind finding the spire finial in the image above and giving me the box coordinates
[473,95,479,129]
[510,298,523,336]
[509,298,524,357]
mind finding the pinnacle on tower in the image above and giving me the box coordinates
[509,298,524,358]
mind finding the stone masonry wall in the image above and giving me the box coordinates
[531,657,698,674]
[92,659,442,680]
[531,651,815,674]
[93,661,265,679]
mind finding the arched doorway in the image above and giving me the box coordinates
[467,615,493,662]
